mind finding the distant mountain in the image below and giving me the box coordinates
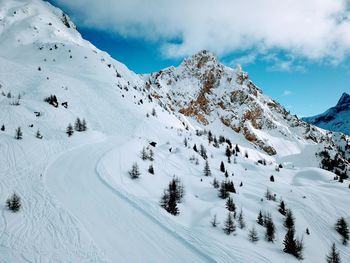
[302,92,350,135]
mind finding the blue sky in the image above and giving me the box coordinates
[49,0,350,117]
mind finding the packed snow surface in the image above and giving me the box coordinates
[0,0,349,262]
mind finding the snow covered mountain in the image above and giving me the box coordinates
[145,50,350,177]
[302,92,350,136]
[0,1,350,262]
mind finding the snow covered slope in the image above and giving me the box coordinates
[302,92,350,136]
[0,1,350,263]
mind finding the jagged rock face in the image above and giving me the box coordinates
[146,51,298,155]
[303,92,350,135]
[145,51,349,176]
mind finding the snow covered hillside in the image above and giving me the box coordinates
[303,92,350,136]
[0,0,350,262]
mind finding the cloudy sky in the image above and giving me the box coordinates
[49,0,350,117]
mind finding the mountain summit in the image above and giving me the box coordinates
[303,92,350,135]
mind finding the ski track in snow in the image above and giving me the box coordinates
[46,139,215,263]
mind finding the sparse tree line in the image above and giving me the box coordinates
[1,117,88,140]
[124,125,349,262]
[66,117,87,137]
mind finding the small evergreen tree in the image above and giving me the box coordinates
[184,138,188,147]
[257,210,264,226]
[193,144,198,152]
[226,197,236,212]
[66,123,74,137]
[248,226,259,243]
[326,243,342,263]
[218,182,229,199]
[284,209,295,230]
[283,228,304,260]
[160,177,184,215]
[212,178,220,188]
[336,217,349,245]
[278,200,286,216]
[147,149,154,161]
[208,130,213,144]
[220,161,225,173]
[141,147,148,160]
[129,162,141,179]
[225,146,232,159]
[270,175,275,182]
[167,193,179,215]
[15,127,22,140]
[74,117,82,131]
[223,212,236,235]
[199,144,208,160]
[151,108,157,116]
[224,170,229,178]
[81,119,87,131]
[265,215,276,242]
[235,144,240,153]
[6,193,21,212]
[160,190,169,209]
[238,209,246,229]
[203,160,211,176]
[1,124,4,131]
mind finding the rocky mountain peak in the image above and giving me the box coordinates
[336,92,350,107]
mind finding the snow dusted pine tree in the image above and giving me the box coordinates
[15,127,22,140]
[336,217,349,245]
[6,193,21,212]
[326,243,342,263]
[265,215,276,242]
[226,197,236,212]
[203,160,211,176]
[129,162,141,179]
[238,209,246,229]
[248,226,259,243]
[66,123,74,137]
[223,212,236,235]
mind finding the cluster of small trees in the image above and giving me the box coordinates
[44,94,58,107]
[319,150,348,180]
[140,147,154,161]
[66,118,87,136]
[282,210,304,260]
[218,180,236,199]
[74,118,87,132]
[256,211,276,242]
[160,177,184,215]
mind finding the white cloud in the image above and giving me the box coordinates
[55,0,350,62]
[282,90,293,96]
[229,53,257,67]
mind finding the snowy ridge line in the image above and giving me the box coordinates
[96,152,217,263]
